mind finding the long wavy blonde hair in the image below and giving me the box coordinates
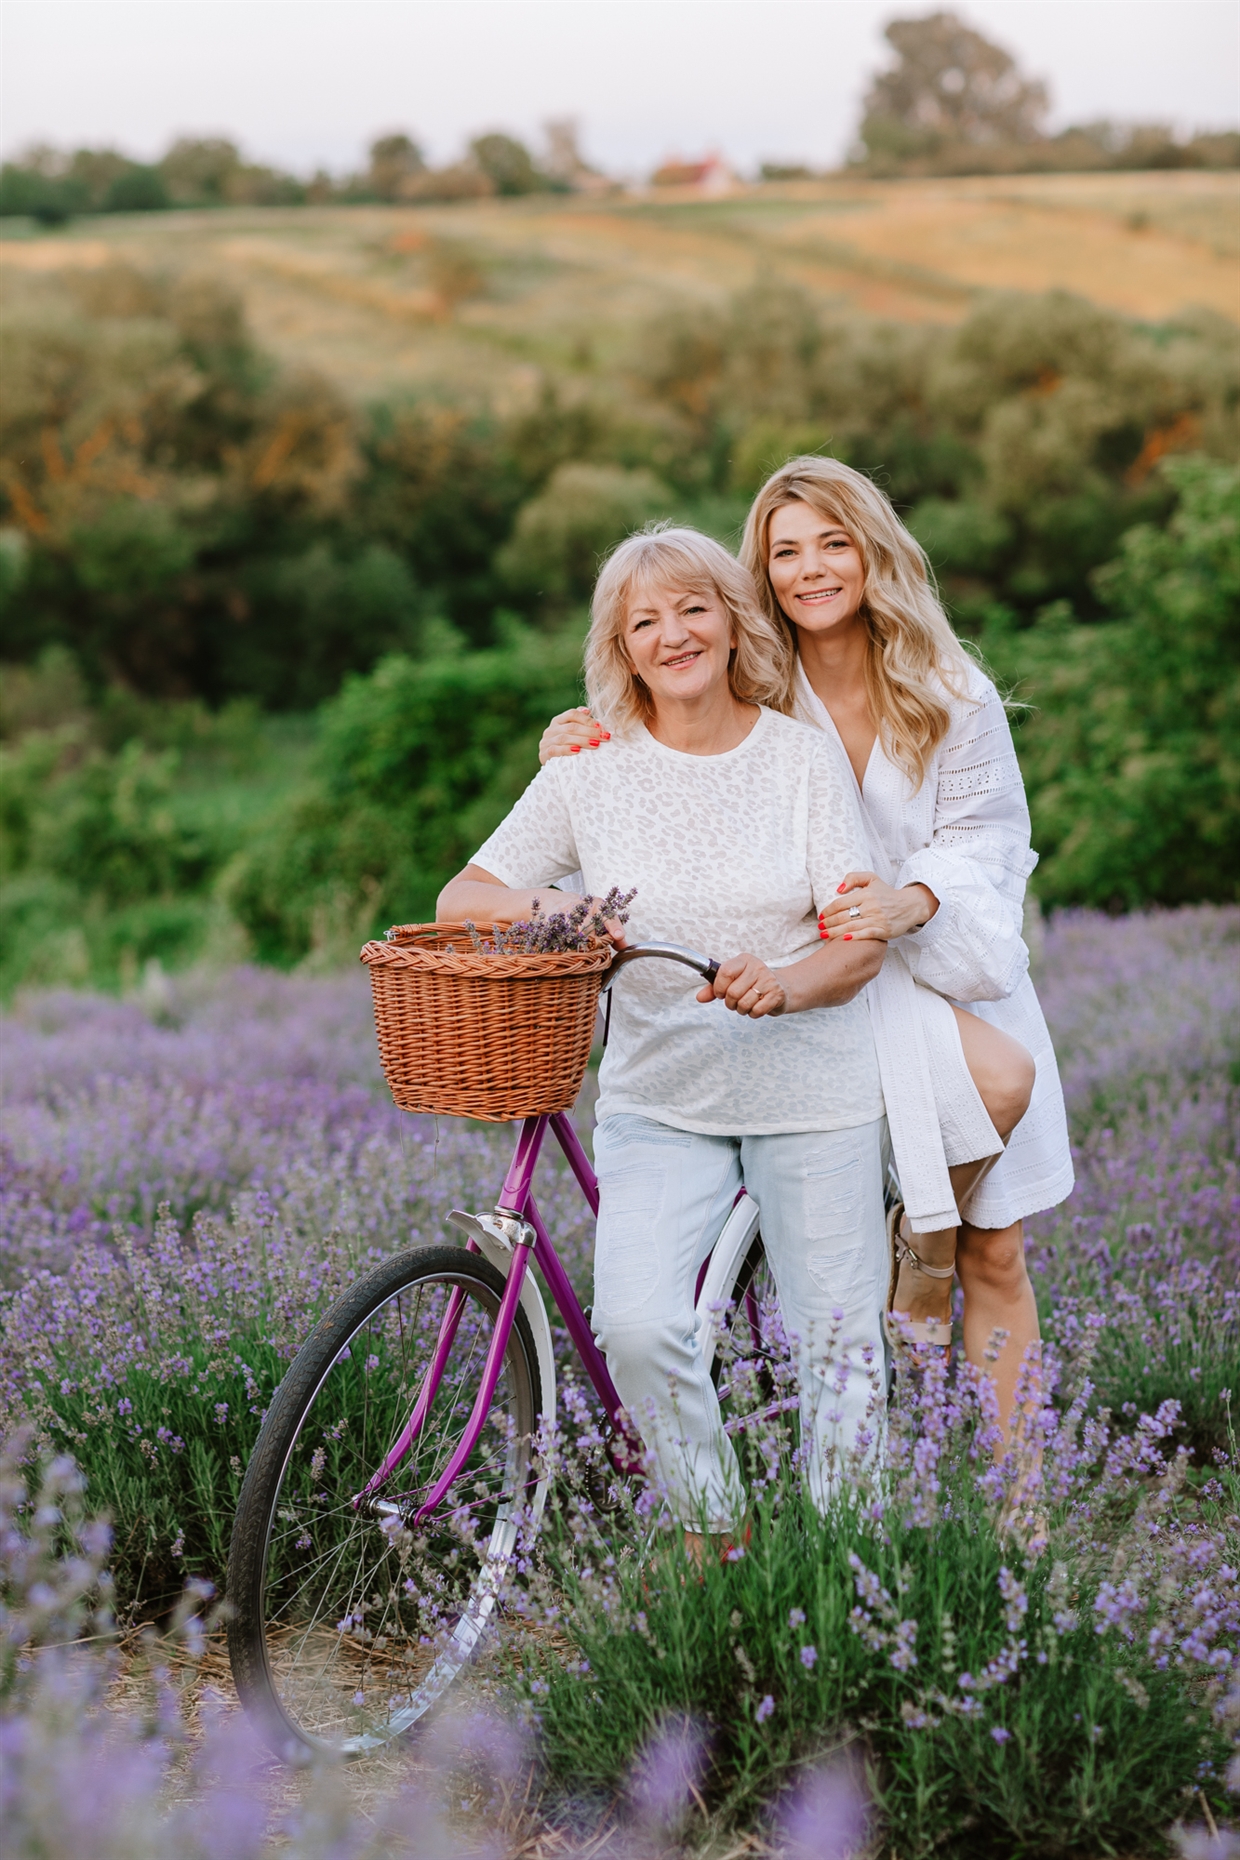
[585,524,794,734]
[740,457,977,786]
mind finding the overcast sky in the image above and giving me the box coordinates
[4,0,1238,178]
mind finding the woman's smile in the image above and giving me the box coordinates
[622,582,740,717]
[766,498,866,635]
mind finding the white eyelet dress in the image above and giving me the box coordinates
[796,661,1075,1234]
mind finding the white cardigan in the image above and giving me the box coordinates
[796,661,1074,1232]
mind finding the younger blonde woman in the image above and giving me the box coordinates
[539,461,1074,1443]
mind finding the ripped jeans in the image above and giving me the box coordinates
[591,1114,889,1530]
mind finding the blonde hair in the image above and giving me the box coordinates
[584,524,794,734]
[740,456,977,786]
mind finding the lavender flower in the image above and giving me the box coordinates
[0,907,1237,1850]
[776,1757,867,1860]
[462,887,637,957]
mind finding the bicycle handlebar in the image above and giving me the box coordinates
[602,941,720,988]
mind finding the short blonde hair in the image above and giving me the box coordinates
[584,524,794,734]
[740,457,977,787]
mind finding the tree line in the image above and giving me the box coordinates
[0,125,599,226]
[3,10,1236,225]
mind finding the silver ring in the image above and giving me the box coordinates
[848,905,862,918]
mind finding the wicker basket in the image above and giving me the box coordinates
[359,923,614,1121]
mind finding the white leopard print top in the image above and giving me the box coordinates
[472,707,884,1136]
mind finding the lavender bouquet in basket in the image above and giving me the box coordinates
[461,887,636,955]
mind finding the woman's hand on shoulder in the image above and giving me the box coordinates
[697,953,787,1019]
[539,708,609,764]
[817,872,937,942]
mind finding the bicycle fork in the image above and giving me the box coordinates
[356,1111,645,1524]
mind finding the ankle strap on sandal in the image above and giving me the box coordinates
[898,1240,956,1280]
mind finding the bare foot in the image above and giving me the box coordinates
[683,1526,748,1571]
[683,1529,709,1570]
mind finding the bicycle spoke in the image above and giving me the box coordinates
[229,1249,542,1755]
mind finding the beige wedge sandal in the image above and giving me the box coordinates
[883,1201,955,1349]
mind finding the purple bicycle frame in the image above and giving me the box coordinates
[362,1108,643,1524]
[361,939,726,1524]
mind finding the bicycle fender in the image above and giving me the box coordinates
[469,1226,558,1454]
[694,1192,762,1377]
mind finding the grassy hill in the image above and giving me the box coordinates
[2,170,1236,405]
[2,171,1236,992]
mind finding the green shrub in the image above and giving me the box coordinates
[0,871,86,993]
[987,456,1240,907]
[225,626,587,959]
[0,669,307,992]
[497,462,670,608]
[5,270,1237,699]
[1,733,214,906]
[4,1206,349,1611]
[907,497,1014,578]
[237,542,427,707]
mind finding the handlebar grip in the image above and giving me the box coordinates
[602,942,720,987]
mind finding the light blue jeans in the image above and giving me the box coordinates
[591,1114,889,1529]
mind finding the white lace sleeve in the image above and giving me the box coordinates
[898,677,1036,1003]
[470,763,581,889]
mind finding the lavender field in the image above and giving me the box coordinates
[1,906,1238,1857]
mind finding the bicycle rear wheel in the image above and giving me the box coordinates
[227,1244,543,1761]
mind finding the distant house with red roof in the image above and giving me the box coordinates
[649,152,737,194]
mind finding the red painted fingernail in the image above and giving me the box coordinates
[570,745,580,754]
[844,933,853,941]
[603,731,611,739]
[837,883,847,894]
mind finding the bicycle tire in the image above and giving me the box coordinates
[227,1244,542,1761]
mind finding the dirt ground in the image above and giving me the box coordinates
[96,1622,777,1858]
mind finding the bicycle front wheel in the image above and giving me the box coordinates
[227,1244,543,1760]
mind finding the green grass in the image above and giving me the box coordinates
[513,1438,1235,1856]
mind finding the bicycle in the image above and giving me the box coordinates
[226,938,781,1762]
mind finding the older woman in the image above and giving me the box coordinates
[438,528,888,1551]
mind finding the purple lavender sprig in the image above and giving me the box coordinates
[463,887,636,956]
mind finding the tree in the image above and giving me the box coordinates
[857,12,1048,170]
[497,463,670,609]
[468,133,547,197]
[158,138,244,206]
[366,133,426,201]
[102,165,169,213]
[541,119,599,191]
[0,144,90,222]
